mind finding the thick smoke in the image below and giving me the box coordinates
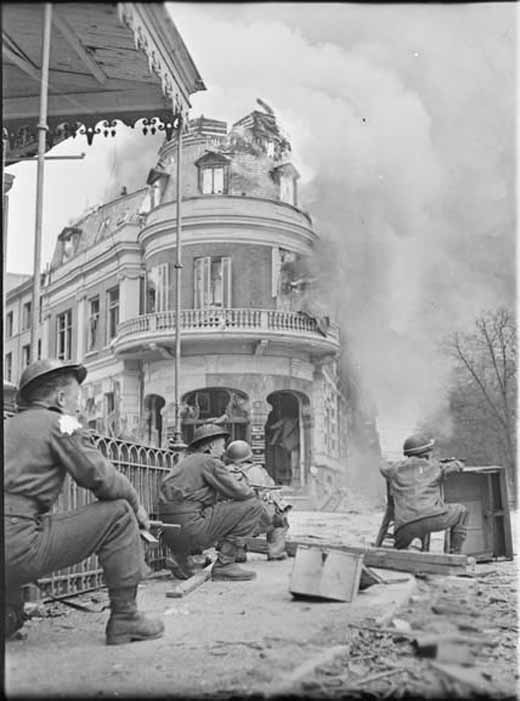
[102,4,515,455]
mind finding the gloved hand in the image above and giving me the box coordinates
[136,504,150,531]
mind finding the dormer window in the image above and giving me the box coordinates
[195,152,230,195]
[58,226,81,263]
[271,162,300,207]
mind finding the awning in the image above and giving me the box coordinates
[2,2,206,163]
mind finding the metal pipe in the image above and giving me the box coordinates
[2,129,8,299]
[5,153,86,165]
[173,113,184,445]
[30,3,53,360]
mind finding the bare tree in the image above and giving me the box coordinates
[443,308,516,498]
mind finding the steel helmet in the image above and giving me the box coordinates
[403,434,435,457]
[225,440,253,464]
[188,423,230,450]
[17,358,87,403]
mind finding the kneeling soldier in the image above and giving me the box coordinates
[4,359,164,645]
[224,440,292,562]
[159,424,264,581]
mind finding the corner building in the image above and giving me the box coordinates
[5,108,350,496]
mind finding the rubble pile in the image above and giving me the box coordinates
[300,561,518,698]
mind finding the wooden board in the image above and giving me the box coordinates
[289,546,363,602]
[244,537,475,575]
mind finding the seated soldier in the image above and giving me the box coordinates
[158,424,264,582]
[380,434,469,552]
[4,359,163,645]
[224,440,292,561]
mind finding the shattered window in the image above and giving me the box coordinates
[56,309,72,360]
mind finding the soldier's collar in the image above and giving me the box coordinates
[20,401,63,413]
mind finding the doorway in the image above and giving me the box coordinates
[265,391,306,488]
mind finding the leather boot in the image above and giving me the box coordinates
[212,541,256,581]
[106,586,164,645]
[5,589,27,640]
[235,545,248,563]
[449,532,466,554]
[165,553,194,580]
[266,526,288,560]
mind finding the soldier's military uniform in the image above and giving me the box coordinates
[4,359,163,644]
[380,435,468,552]
[224,444,291,561]
[159,426,264,580]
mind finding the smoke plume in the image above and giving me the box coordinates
[104,4,515,455]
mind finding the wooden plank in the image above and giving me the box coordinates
[244,537,475,575]
[165,564,212,599]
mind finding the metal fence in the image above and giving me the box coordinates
[36,433,176,598]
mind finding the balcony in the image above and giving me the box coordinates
[111,308,340,358]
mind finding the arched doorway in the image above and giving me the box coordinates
[143,393,165,446]
[265,391,309,488]
[181,388,250,446]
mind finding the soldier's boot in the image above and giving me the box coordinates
[235,544,248,563]
[266,526,288,560]
[5,589,28,640]
[449,531,466,554]
[165,552,194,580]
[106,586,164,645]
[212,541,257,581]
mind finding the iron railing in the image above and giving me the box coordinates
[36,433,175,598]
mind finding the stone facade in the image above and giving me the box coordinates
[4,107,358,499]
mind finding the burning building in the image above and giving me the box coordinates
[4,104,381,503]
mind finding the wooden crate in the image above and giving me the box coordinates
[443,466,513,560]
[289,545,363,602]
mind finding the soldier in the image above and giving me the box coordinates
[224,440,291,562]
[158,424,264,581]
[4,359,164,645]
[380,434,469,552]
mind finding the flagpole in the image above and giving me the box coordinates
[30,2,53,360]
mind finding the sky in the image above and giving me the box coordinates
[5,2,517,455]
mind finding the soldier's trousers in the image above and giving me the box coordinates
[159,497,264,563]
[394,503,469,551]
[5,499,147,601]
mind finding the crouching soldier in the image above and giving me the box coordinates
[380,434,469,553]
[158,424,264,582]
[224,440,292,562]
[4,359,163,645]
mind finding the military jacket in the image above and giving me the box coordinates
[4,404,140,515]
[159,451,255,514]
[226,461,291,511]
[380,456,463,529]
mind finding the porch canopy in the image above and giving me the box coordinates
[2,2,206,163]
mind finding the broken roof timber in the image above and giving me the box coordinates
[2,2,206,161]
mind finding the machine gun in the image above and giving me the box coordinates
[439,457,466,464]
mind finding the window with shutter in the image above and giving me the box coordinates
[194,257,211,308]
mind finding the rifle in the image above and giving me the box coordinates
[439,457,465,464]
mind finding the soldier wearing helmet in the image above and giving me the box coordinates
[159,424,264,582]
[224,440,291,562]
[4,359,163,644]
[380,434,469,552]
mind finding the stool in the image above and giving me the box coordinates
[375,483,451,552]
[375,486,431,551]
